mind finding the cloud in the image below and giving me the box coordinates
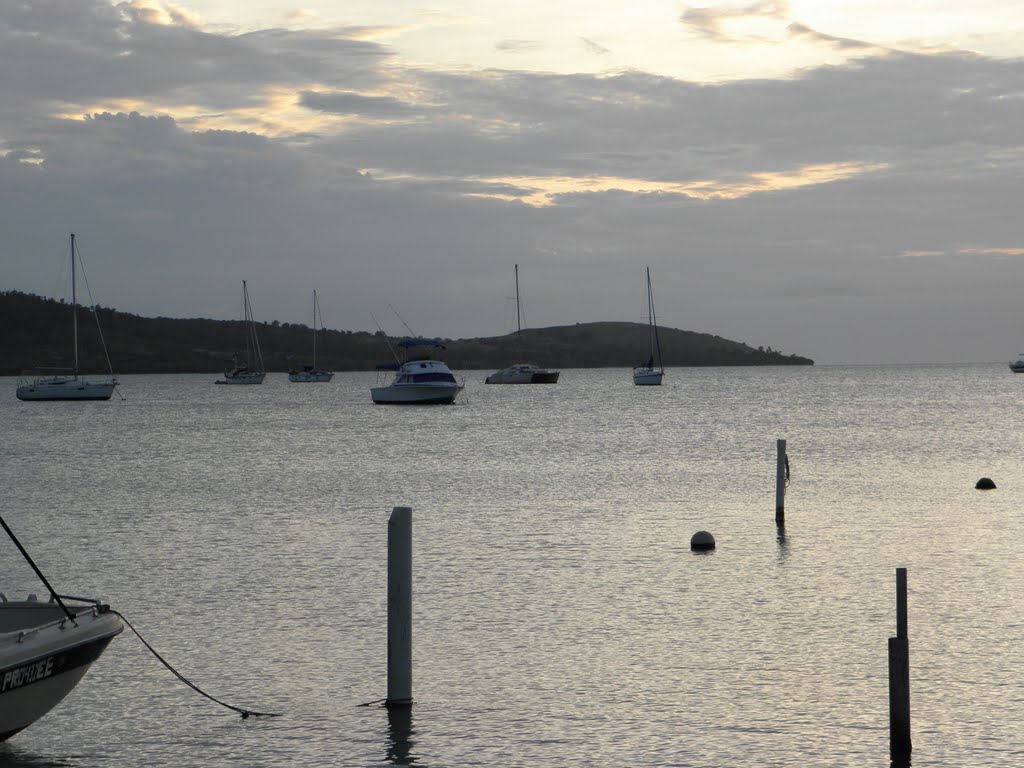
[495,39,545,54]
[7,1,1024,362]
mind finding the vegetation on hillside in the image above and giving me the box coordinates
[0,290,812,375]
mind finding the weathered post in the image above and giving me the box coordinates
[775,439,787,526]
[387,506,413,707]
[888,567,911,759]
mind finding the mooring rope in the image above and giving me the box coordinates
[109,609,281,719]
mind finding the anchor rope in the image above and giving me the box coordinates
[109,609,280,719]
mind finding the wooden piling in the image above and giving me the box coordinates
[775,439,787,525]
[387,506,413,707]
[888,567,911,759]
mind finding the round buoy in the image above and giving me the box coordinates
[690,531,716,551]
[975,477,996,490]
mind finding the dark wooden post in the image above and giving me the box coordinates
[888,567,911,759]
[775,439,787,526]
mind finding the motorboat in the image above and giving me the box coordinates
[16,234,118,401]
[371,340,463,404]
[289,290,334,383]
[485,264,560,385]
[0,594,122,741]
[216,280,266,385]
[485,363,559,384]
[1010,356,1024,373]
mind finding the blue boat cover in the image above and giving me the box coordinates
[397,339,446,349]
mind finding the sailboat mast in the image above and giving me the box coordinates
[515,263,521,335]
[71,233,78,376]
[312,290,318,368]
[648,267,663,370]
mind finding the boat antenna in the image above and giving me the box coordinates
[370,311,400,363]
[0,513,75,622]
[389,304,419,338]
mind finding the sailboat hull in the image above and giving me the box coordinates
[216,372,266,385]
[485,365,559,384]
[16,379,115,401]
[288,370,333,383]
[632,369,664,386]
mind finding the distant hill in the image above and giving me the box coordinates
[0,290,812,375]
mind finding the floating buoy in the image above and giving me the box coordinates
[975,477,996,490]
[690,531,716,551]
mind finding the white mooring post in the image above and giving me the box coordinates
[888,567,911,760]
[387,506,413,707]
[775,439,787,526]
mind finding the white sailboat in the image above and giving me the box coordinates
[16,234,118,401]
[485,264,560,384]
[633,267,664,386]
[1009,355,1024,373]
[288,290,333,382]
[216,281,266,385]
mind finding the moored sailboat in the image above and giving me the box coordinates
[16,234,118,401]
[633,267,664,386]
[485,264,559,384]
[289,290,333,382]
[216,281,266,385]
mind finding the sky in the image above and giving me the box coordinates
[4,1,1024,364]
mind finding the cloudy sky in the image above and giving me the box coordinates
[4,0,1024,364]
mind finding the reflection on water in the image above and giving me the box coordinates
[385,705,416,765]
[776,523,789,559]
[0,744,73,768]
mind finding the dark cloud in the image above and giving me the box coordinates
[300,91,417,118]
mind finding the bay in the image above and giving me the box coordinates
[1,364,1022,767]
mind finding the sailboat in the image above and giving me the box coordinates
[288,290,334,382]
[485,264,560,384]
[632,267,664,386]
[216,281,266,385]
[16,234,118,401]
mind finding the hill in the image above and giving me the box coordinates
[0,290,812,375]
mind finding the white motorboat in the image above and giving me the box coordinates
[216,281,266,385]
[289,290,334,383]
[371,340,463,404]
[1010,356,1024,373]
[16,234,118,402]
[0,595,122,741]
[485,264,559,384]
[485,363,559,384]
[633,266,665,386]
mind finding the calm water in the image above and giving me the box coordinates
[1,365,1023,767]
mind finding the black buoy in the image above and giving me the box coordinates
[690,531,716,551]
[975,477,996,490]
